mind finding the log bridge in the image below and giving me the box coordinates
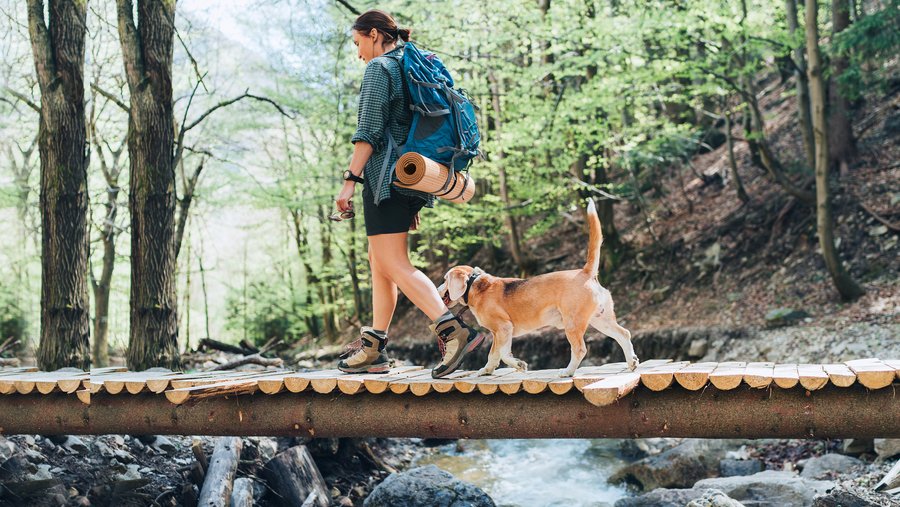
[0,359,897,439]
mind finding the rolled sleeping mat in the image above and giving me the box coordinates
[393,152,476,203]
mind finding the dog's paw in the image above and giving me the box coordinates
[476,367,492,377]
[558,369,575,378]
[514,359,528,372]
[628,355,640,371]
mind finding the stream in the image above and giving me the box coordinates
[414,438,630,507]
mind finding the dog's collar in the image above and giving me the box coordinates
[462,270,483,305]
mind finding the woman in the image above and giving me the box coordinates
[334,10,485,378]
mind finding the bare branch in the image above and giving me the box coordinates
[334,0,360,15]
[4,87,40,113]
[90,82,129,112]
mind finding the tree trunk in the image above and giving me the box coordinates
[829,0,856,176]
[28,0,91,371]
[117,0,181,370]
[487,71,528,275]
[805,0,865,301]
[347,214,364,322]
[785,0,816,170]
[197,437,242,507]
[725,111,751,204]
[291,210,321,338]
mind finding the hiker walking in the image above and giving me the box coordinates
[333,10,485,378]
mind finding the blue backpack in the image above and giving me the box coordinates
[380,42,481,196]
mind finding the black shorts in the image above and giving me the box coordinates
[362,184,426,236]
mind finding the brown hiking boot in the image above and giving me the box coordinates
[338,327,392,373]
[430,317,486,378]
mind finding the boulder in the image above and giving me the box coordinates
[694,470,834,507]
[800,454,864,479]
[719,459,763,477]
[610,439,746,490]
[686,489,746,507]
[363,465,494,507]
[812,489,879,507]
[874,439,900,460]
[841,439,874,456]
[614,488,715,507]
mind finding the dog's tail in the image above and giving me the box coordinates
[582,198,604,277]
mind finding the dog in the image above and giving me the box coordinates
[437,198,638,377]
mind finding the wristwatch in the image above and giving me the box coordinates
[343,170,364,184]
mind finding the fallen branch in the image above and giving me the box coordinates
[0,357,21,367]
[199,338,256,356]
[858,199,900,233]
[211,354,283,371]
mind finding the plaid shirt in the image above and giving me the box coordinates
[351,45,434,208]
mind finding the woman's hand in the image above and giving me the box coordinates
[335,180,357,212]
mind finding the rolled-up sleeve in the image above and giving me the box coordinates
[351,61,391,151]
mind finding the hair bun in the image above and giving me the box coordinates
[397,27,411,42]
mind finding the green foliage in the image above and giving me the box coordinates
[0,283,27,354]
[831,0,900,101]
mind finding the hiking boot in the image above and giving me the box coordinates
[338,327,392,373]
[430,317,486,379]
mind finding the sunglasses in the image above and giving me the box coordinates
[329,201,355,222]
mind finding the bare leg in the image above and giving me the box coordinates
[369,232,447,321]
[368,246,398,332]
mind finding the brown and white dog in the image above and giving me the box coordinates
[437,198,638,377]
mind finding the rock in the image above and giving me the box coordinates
[363,465,495,507]
[842,439,874,456]
[694,470,833,507]
[0,436,15,461]
[686,489,746,507]
[688,339,708,358]
[338,496,353,506]
[800,454,863,479]
[95,441,114,459]
[719,459,763,477]
[875,439,900,460]
[151,436,177,456]
[61,436,89,456]
[764,308,810,328]
[812,489,878,507]
[615,488,715,506]
[618,438,678,460]
[610,439,746,490]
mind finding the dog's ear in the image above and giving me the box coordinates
[447,270,468,302]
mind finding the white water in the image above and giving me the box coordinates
[414,439,628,507]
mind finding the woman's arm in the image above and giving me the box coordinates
[335,141,375,213]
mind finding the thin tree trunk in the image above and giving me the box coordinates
[28,0,91,370]
[785,0,816,170]
[829,0,856,176]
[198,250,211,341]
[725,111,751,204]
[487,71,528,275]
[318,206,338,341]
[805,0,865,301]
[118,0,180,370]
[291,210,321,338]
[347,217,363,323]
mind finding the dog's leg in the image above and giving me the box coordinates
[477,324,510,376]
[499,337,528,371]
[560,323,589,377]
[591,314,639,371]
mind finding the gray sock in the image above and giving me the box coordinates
[434,310,455,325]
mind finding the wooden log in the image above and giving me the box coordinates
[845,359,895,389]
[640,362,690,391]
[362,368,427,394]
[798,364,829,390]
[192,438,209,474]
[875,457,900,492]
[582,372,641,407]
[197,437,242,507]
[390,369,438,394]
[823,363,856,387]
[674,362,718,391]
[199,338,255,356]
[231,478,264,507]
[881,359,900,379]
[743,362,775,388]
[708,362,747,391]
[262,445,329,507]
[165,378,263,405]
[772,364,800,389]
[76,389,90,405]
